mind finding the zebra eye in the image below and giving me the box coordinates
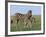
[30,16,31,17]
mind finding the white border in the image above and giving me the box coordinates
[8,2,43,35]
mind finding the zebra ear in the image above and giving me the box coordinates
[28,10,32,13]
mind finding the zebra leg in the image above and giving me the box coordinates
[17,19,19,24]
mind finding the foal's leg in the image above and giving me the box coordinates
[17,19,19,24]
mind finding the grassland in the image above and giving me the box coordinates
[10,15,41,32]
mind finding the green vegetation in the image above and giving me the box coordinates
[10,15,41,32]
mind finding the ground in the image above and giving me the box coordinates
[10,15,41,32]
